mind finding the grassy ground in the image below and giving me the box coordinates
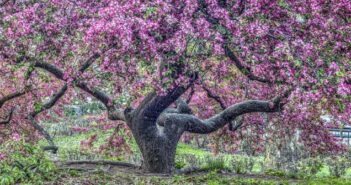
[44,168,351,185]
[36,128,351,185]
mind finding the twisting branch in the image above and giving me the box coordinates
[26,49,114,151]
[34,53,126,122]
[162,88,292,134]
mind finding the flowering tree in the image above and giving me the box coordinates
[0,0,350,173]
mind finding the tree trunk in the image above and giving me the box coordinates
[138,135,178,173]
[129,119,183,173]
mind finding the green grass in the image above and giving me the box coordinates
[39,128,351,179]
[176,143,211,157]
[47,169,351,185]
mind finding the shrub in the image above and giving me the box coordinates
[175,154,200,169]
[0,139,56,184]
[230,155,255,174]
[296,157,324,178]
[326,156,350,177]
[264,169,286,178]
[175,160,187,169]
[202,155,227,171]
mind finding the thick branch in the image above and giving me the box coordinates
[168,97,285,134]
[182,86,292,134]
[137,72,198,125]
[202,85,244,131]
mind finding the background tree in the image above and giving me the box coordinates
[0,0,350,173]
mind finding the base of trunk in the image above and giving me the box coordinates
[140,138,177,173]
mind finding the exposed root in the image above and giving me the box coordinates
[176,167,208,175]
[54,160,138,169]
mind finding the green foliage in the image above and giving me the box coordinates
[326,156,350,177]
[296,157,324,178]
[202,155,228,171]
[264,169,287,178]
[230,155,255,174]
[303,177,351,185]
[0,140,56,185]
[175,160,187,169]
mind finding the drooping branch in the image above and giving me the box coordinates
[27,84,68,153]
[197,0,283,84]
[0,90,27,108]
[0,89,29,124]
[0,108,14,125]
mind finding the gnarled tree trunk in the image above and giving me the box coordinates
[134,129,180,173]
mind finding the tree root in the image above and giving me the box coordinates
[176,167,208,175]
[41,145,58,154]
[54,160,138,168]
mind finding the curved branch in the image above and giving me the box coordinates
[164,91,290,134]
[28,116,58,153]
[0,90,27,108]
[202,84,244,131]
[30,84,68,118]
[0,89,29,124]
[34,62,126,121]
